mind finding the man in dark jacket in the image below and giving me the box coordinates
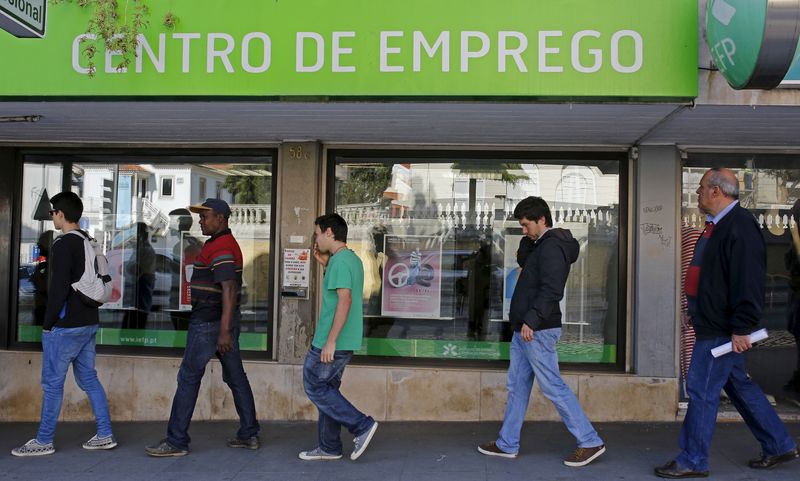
[656,168,798,478]
[478,196,605,467]
[12,192,116,456]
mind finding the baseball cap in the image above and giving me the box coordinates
[188,198,232,218]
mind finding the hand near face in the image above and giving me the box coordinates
[313,242,330,269]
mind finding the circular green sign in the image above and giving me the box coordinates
[706,0,800,89]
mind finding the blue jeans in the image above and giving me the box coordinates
[496,329,603,454]
[676,337,797,472]
[37,325,112,444]
[303,347,374,455]
[166,319,259,450]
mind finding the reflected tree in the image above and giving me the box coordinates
[223,168,271,204]
[337,165,393,205]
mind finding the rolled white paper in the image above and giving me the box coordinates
[710,328,768,358]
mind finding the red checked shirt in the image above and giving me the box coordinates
[190,228,243,322]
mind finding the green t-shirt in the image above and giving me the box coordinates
[312,248,365,351]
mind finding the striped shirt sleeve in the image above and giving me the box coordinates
[210,249,238,283]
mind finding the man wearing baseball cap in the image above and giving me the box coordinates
[146,198,260,456]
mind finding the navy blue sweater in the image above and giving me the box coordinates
[691,204,763,339]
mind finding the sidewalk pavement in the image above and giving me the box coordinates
[1,421,799,481]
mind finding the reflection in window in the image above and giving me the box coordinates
[160,177,174,197]
[17,157,274,353]
[333,156,622,364]
[682,156,800,399]
[682,159,800,341]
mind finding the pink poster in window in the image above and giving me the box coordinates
[381,235,442,318]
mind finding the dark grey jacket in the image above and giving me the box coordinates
[509,228,580,332]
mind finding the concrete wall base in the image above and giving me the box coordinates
[0,351,678,423]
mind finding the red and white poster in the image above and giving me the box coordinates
[381,235,442,318]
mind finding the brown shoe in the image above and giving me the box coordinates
[654,460,709,478]
[477,441,517,459]
[748,448,799,469]
[563,444,605,467]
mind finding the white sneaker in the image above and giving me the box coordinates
[298,446,343,460]
[351,421,378,460]
[82,434,118,450]
[11,439,55,457]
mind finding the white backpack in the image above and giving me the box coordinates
[67,230,113,307]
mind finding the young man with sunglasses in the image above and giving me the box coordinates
[12,192,117,456]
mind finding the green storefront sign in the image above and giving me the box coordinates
[706,0,800,89]
[0,0,698,98]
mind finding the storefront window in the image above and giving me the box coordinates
[682,155,800,397]
[331,152,624,364]
[16,154,275,354]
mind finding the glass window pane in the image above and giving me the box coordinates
[333,156,622,364]
[17,157,274,353]
[17,163,63,337]
[682,157,800,395]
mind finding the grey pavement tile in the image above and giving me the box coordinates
[316,471,403,481]
[231,474,322,481]
[400,472,486,481]
[2,421,800,481]
[236,453,327,474]
[488,473,576,481]
[131,473,237,481]
[401,447,487,473]
[5,448,104,475]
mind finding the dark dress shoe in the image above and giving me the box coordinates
[654,460,709,478]
[748,448,800,469]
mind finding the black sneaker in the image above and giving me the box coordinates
[145,439,188,457]
[227,436,260,450]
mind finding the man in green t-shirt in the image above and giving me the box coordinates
[299,214,378,462]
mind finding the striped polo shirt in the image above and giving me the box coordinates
[190,228,243,321]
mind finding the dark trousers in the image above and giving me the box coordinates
[676,337,796,471]
[166,319,259,450]
[303,347,374,455]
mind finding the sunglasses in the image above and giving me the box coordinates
[48,209,58,216]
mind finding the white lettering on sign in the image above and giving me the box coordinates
[105,34,126,73]
[711,38,736,72]
[498,31,528,73]
[242,32,271,73]
[610,30,643,73]
[136,34,166,73]
[332,31,356,72]
[68,29,645,76]
[380,31,404,72]
[460,31,491,72]
[571,30,602,73]
[296,32,324,72]
[539,31,563,73]
[413,31,450,72]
